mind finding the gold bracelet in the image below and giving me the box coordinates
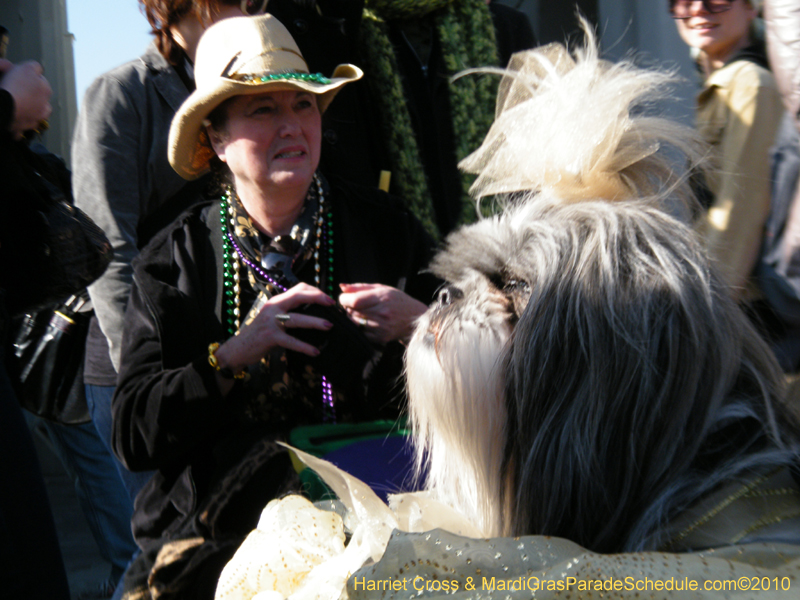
[208,342,247,380]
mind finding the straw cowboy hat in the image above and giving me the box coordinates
[169,13,362,180]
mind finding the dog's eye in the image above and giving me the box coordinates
[437,285,463,307]
[504,278,531,316]
[505,279,530,295]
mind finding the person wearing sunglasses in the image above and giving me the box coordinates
[670,0,783,307]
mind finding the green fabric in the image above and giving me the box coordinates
[360,0,499,238]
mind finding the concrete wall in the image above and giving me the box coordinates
[0,0,77,162]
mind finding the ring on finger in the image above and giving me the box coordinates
[358,316,368,328]
[275,313,291,329]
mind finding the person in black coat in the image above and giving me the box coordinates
[0,57,71,600]
[112,15,439,599]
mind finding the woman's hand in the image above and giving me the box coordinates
[338,283,428,345]
[213,283,335,383]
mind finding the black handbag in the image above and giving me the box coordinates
[3,145,113,315]
[27,175,113,310]
[2,140,110,424]
[7,292,92,424]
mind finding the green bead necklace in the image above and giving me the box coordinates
[219,174,334,337]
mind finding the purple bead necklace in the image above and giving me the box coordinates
[221,174,336,421]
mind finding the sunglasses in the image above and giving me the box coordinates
[240,0,269,16]
[669,0,733,19]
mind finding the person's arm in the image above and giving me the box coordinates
[112,278,230,471]
[72,74,145,371]
[338,198,440,345]
[0,61,61,316]
[700,69,784,297]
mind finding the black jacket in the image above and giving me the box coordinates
[112,178,438,549]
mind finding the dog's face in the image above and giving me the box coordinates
[406,196,773,549]
[406,211,533,536]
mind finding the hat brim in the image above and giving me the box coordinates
[169,64,362,180]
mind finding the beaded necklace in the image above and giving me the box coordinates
[219,173,337,420]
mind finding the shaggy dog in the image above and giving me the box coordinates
[406,31,800,553]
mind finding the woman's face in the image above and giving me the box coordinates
[210,90,322,197]
[674,0,756,64]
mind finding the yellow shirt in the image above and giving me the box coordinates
[696,59,784,300]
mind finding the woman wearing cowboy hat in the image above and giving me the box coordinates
[110,14,439,599]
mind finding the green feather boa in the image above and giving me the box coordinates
[360,0,499,238]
